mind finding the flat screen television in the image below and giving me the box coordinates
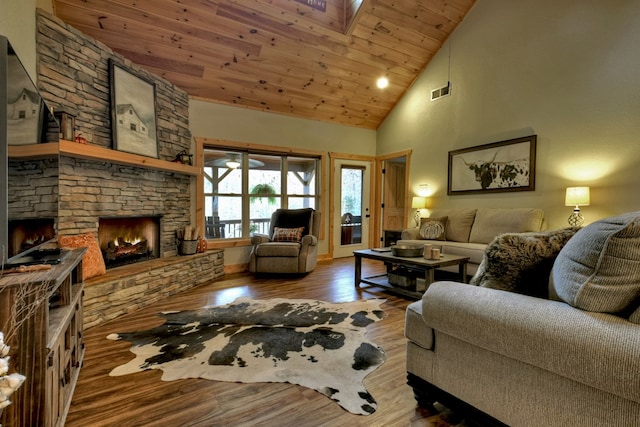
[1,35,59,266]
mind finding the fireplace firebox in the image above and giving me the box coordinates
[98,216,161,268]
[7,218,56,258]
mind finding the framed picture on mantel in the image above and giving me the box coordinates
[109,60,158,158]
[448,135,537,195]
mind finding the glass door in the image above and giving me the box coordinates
[333,159,371,258]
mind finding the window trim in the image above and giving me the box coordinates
[195,137,327,249]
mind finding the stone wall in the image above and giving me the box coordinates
[36,10,190,157]
[57,157,191,256]
[83,250,225,329]
[8,158,58,220]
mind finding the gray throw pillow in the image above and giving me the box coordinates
[470,227,580,298]
[549,211,640,316]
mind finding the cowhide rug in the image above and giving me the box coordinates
[107,297,386,415]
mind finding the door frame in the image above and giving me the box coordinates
[373,149,412,248]
[328,152,375,259]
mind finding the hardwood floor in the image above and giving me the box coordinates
[66,257,463,427]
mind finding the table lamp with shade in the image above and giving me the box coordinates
[565,186,590,226]
[411,196,428,227]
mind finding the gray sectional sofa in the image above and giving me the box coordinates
[398,207,545,276]
[405,211,640,426]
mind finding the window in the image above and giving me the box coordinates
[203,148,319,240]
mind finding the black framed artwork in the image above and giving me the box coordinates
[109,60,158,158]
[448,135,537,195]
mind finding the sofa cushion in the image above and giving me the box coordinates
[272,226,304,242]
[430,208,477,242]
[470,227,579,298]
[419,216,447,240]
[550,211,640,315]
[469,208,544,244]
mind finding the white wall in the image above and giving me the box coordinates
[189,99,377,265]
[378,0,640,229]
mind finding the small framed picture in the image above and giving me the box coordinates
[448,135,537,195]
[109,60,158,158]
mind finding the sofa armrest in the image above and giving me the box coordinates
[421,282,640,403]
[401,228,420,240]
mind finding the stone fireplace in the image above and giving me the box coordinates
[98,216,161,268]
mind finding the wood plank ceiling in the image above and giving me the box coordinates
[52,0,476,129]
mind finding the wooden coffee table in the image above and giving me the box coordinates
[353,249,469,299]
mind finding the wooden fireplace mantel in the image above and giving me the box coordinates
[8,140,200,176]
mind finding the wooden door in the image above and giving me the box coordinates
[383,160,406,231]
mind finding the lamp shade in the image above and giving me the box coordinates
[565,187,590,206]
[411,196,427,209]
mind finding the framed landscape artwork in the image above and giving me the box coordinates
[110,60,158,158]
[448,135,537,195]
[7,50,44,145]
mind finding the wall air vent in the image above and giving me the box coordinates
[430,82,451,101]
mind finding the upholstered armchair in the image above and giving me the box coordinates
[249,208,320,274]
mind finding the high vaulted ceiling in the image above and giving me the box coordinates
[53,0,476,129]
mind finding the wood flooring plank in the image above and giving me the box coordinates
[66,257,462,426]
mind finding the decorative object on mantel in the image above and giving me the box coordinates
[177,225,201,255]
[411,196,427,227]
[74,133,87,144]
[565,186,590,226]
[53,109,75,141]
[109,59,158,159]
[448,135,537,195]
[172,150,193,165]
[107,297,386,415]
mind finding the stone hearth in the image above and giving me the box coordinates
[83,250,224,328]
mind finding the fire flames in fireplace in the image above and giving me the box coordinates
[99,217,161,268]
[8,218,56,258]
[104,236,149,263]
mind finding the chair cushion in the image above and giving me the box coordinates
[470,227,579,298]
[272,226,304,242]
[255,242,301,257]
[550,211,640,317]
[271,208,314,237]
[419,216,447,240]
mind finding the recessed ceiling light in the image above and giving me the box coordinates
[376,77,389,89]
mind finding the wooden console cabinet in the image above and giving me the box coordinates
[0,248,85,427]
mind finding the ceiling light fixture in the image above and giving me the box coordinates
[226,160,241,169]
[376,77,389,89]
